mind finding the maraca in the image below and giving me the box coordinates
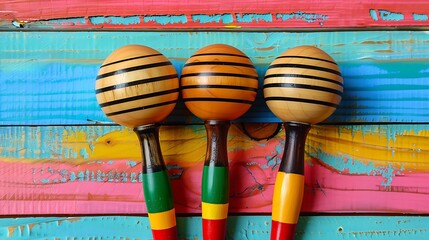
[263,46,343,239]
[180,44,258,240]
[95,45,179,240]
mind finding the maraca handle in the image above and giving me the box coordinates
[271,122,310,240]
[202,120,230,240]
[135,125,178,240]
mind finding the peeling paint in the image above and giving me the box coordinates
[315,150,403,188]
[370,9,379,21]
[378,10,405,21]
[7,227,15,237]
[413,13,428,21]
[276,11,328,23]
[191,14,234,24]
[89,16,140,25]
[235,13,272,23]
[43,17,86,25]
[143,15,187,25]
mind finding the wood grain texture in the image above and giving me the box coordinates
[1,31,429,124]
[1,215,429,239]
[0,0,428,29]
[263,46,343,124]
[1,124,429,215]
[96,45,179,128]
[181,44,258,121]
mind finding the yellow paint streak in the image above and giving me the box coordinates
[160,126,206,164]
[91,128,140,161]
[308,125,429,170]
[5,124,429,172]
[90,126,208,165]
[62,128,98,163]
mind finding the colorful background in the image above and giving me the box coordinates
[1,0,429,239]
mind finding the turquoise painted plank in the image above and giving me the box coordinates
[1,31,428,124]
[1,215,429,239]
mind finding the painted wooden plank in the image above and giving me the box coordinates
[1,31,429,124]
[1,0,428,29]
[1,124,429,215]
[1,215,429,239]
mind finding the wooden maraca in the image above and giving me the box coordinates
[95,45,179,240]
[263,46,343,239]
[180,44,258,240]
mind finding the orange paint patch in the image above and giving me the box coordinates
[7,226,16,237]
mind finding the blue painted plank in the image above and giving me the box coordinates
[1,31,428,124]
[1,215,429,239]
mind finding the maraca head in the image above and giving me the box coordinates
[263,46,343,124]
[180,44,258,121]
[96,45,179,128]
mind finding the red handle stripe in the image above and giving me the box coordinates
[202,219,227,240]
[152,226,178,240]
[270,221,297,240]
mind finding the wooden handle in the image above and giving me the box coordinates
[202,120,230,240]
[134,124,177,240]
[271,122,310,240]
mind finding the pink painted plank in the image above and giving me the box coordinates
[1,0,428,29]
[1,149,428,215]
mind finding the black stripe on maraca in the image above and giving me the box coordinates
[96,61,173,80]
[105,99,177,117]
[265,97,339,108]
[276,55,338,65]
[264,73,343,87]
[182,97,254,105]
[99,88,180,108]
[181,84,258,92]
[95,74,178,94]
[267,63,342,77]
[100,54,163,68]
[190,52,250,59]
[184,61,255,68]
[180,72,258,80]
[263,83,342,96]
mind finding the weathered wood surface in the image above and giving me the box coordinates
[2,215,429,239]
[1,124,429,215]
[1,31,429,124]
[1,0,428,29]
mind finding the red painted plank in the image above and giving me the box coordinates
[1,0,428,29]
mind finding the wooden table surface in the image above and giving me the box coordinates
[1,0,429,239]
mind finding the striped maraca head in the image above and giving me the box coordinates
[180,44,258,121]
[96,45,179,128]
[263,46,343,124]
